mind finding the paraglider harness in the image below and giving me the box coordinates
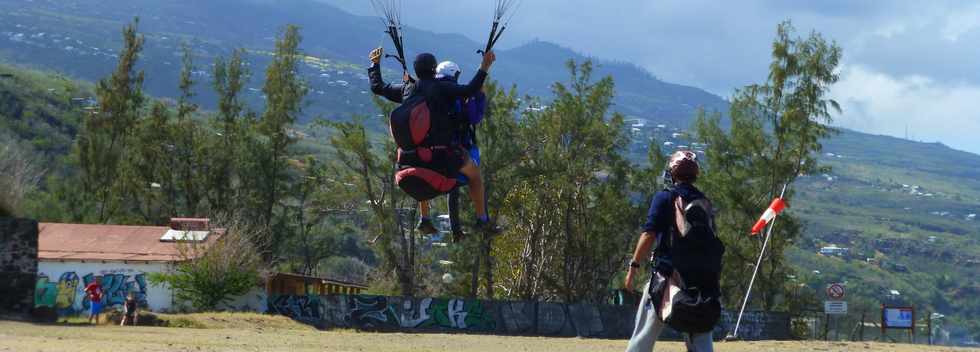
[648,170,725,334]
[391,84,467,202]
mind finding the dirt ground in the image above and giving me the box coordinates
[0,319,976,352]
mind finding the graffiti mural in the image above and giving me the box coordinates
[348,295,400,329]
[34,275,57,308]
[270,294,793,340]
[429,299,496,331]
[82,272,148,308]
[33,270,149,316]
[270,295,323,324]
[399,297,433,328]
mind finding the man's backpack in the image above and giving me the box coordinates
[389,89,461,202]
[657,189,726,333]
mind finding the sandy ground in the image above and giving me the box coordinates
[0,320,976,352]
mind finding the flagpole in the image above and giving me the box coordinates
[729,182,789,340]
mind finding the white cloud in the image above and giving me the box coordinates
[831,64,980,154]
[941,3,980,42]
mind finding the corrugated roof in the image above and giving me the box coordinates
[270,272,369,289]
[38,222,219,263]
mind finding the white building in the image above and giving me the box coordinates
[819,246,849,257]
[34,218,266,316]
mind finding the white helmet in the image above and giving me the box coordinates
[436,61,461,80]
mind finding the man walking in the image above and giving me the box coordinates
[624,150,720,352]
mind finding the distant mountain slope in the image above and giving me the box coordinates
[0,0,727,125]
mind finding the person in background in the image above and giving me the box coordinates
[120,292,140,326]
[83,276,103,325]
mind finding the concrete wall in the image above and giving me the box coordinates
[217,287,268,313]
[269,294,792,340]
[0,218,38,313]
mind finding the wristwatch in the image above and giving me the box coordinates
[629,260,641,269]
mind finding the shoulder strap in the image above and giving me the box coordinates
[674,195,687,238]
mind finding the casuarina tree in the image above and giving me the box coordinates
[694,21,842,311]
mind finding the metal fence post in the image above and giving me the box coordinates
[859,312,865,341]
[927,312,932,345]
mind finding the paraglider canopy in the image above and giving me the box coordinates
[371,0,409,73]
[480,0,521,55]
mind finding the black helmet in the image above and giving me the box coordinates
[413,53,437,79]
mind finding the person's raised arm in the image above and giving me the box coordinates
[368,47,405,103]
[444,51,496,99]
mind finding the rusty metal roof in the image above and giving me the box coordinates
[38,222,217,263]
[269,271,369,289]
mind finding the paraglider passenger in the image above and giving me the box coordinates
[417,61,489,241]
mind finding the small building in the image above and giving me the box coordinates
[266,272,368,296]
[34,218,265,315]
[819,246,849,257]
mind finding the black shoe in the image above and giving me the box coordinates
[417,218,438,235]
[475,218,502,236]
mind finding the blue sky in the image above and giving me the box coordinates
[324,0,980,154]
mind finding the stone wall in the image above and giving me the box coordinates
[0,218,38,313]
[269,294,792,340]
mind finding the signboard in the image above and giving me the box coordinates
[827,283,845,299]
[882,306,915,329]
[824,300,847,315]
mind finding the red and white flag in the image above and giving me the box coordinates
[751,198,787,235]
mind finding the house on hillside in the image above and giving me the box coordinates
[819,246,849,258]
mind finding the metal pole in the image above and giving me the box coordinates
[927,312,932,345]
[860,312,865,341]
[824,313,830,341]
[729,183,789,339]
[835,315,840,341]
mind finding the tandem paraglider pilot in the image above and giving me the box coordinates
[624,151,726,352]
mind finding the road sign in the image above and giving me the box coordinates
[824,300,847,315]
[827,283,845,299]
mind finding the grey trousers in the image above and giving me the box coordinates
[625,280,714,352]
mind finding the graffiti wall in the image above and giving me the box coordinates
[35,261,172,316]
[269,294,793,340]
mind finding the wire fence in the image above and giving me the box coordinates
[793,309,941,345]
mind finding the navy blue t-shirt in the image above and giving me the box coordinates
[644,183,705,261]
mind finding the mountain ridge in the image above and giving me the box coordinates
[0,0,728,125]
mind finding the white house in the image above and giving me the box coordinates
[34,218,266,316]
[819,246,849,257]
